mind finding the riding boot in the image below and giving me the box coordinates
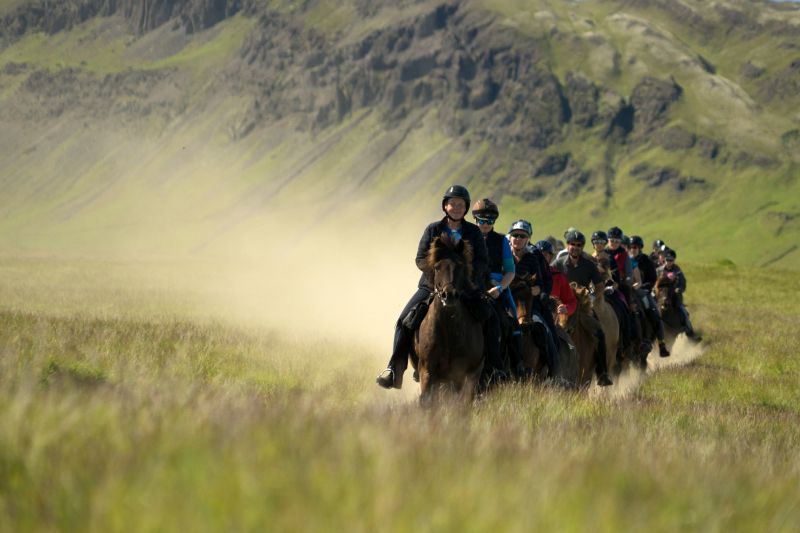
[594,329,613,386]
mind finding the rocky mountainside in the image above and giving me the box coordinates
[1,0,799,266]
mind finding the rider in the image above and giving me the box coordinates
[650,239,666,265]
[472,198,527,377]
[376,185,498,389]
[606,226,646,355]
[507,220,560,380]
[656,247,697,339]
[629,235,670,357]
[536,240,576,320]
[552,229,613,386]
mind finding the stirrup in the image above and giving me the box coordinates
[376,367,402,389]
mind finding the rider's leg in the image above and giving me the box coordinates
[593,324,613,386]
[377,288,430,389]
[644,292,670,356]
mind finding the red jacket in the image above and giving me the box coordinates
[550,266,577,317]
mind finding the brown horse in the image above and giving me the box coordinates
[592,254,621,375]
[654,278,683,345]
[570,284,604,388]
[509,274,578,384]
[509,273,546,379]
[411,235,484,403]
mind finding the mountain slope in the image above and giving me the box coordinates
[0,0,799,266]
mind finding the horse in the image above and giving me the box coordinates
[410,234,484,404]
[509,273,546,379]
[570,284,605,388]
[591,257,622,375]
[595,255,647,372]
[654,278,684,345]
[510,273,578,385]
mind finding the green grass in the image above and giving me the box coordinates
[1,255,799,531]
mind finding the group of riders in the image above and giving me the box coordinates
[376,185,698,391]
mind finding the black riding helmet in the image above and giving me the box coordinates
[591,230,608,244]
[565,229,586,245]
[663,247,677,260]
[653,239,665,250]
[630,235,645,248]
[442,185,470,221]
[607,226,623,240]
[471,198,499,219]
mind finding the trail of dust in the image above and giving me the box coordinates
[588,334,706,400]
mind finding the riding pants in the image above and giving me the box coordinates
[637,288,665,342]
[387,288,431,372]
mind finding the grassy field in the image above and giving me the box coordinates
[1,255,798,532]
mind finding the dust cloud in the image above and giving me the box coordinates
[589,335,706,400]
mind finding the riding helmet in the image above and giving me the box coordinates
[607,226,624,239]
[622,235,631,247]
[471,198,499,219]
[565,229,586,244]
[442,185,471,210]
[653,239,665,250]
[509,219,533,237]
[535,240,554,254]
[591,230,608,244]
[630,235,645,248]
[663,247,677,260]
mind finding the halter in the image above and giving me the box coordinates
[434,284,458,307]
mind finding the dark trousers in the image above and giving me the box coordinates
[531,298,560,376]
[638,289,665,342]
[388,288,431,372]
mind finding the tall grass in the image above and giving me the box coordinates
[1,257,799,532]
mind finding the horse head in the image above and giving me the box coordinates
[655,281,675,314]
[572,282,592,315]
[509,273,537,325]
[427,234,474,307]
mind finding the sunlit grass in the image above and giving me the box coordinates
[0,256,799,531]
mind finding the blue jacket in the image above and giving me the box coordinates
[415,217,489,291]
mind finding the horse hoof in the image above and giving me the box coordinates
[597,374,613,387]
[659,343,671,357]
[413,370,419,383]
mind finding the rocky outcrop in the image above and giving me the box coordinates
[629,77,682,136]
[0,0,243,41]
[630,164,709,192]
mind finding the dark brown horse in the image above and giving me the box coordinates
[411,235,484,403]
[509,274,578,384]
[571,284,603,388]
[509,273,546,380]
[654,278,683,344]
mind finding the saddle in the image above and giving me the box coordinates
[401,294,434,330]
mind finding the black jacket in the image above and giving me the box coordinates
[514,248,552,297]
[554,253,604,289]
[635,252,657,288]
[415,217,489,291]
[484,230,506,274]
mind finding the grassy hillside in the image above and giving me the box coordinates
[0,0,798,267]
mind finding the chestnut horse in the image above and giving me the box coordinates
[411,235,484,403]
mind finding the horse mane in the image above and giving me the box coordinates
[427,234,474,283]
